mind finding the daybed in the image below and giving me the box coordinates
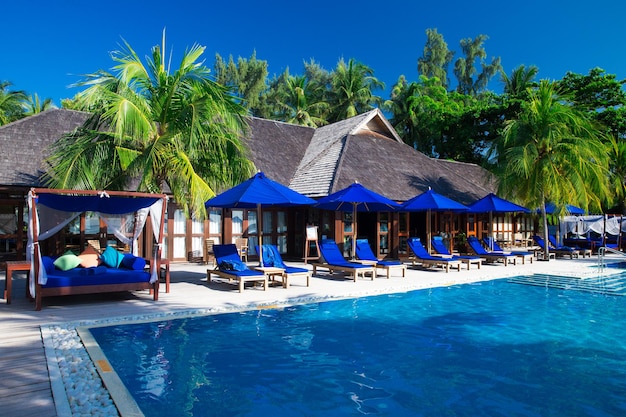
[28,188,168,311]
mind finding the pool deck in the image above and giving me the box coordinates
[0,254,619,417]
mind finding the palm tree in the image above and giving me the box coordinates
[0,81,27,125]
[493,80,614,260]
[43,32,255,219]
[24,93,56,115]
[275,75,329,127]
[328,58,384,122]
[500,65,539,97]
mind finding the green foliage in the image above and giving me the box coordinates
[213,51,268,110]
[327,58,384,123]
[493,80,614,256]
[0,81,27,125]
[43,32,255,219]
[24,93,56,116]
[388,76,505,162]
[417,28,455,89]
[454,34,502,96]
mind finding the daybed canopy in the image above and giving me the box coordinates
[27,188,168,298]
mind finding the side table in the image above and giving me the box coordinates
[254,266,286,287]
[4,260,30,304]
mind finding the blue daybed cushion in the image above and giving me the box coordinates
[101,246,124,268]
[41,256,56,274]
[43,267,151,288]
[121,253,146,270]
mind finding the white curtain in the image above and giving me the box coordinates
[559,215,622,241]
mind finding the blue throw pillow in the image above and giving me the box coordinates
[121,253,147,270]
[53,253,81,271]
[101,245,124,268]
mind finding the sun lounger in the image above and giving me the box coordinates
[406,237,461,272]
[533,235,579,259]
[482,237,534,264]
[467,237,517,266]
[548,235,589,258]
[257,244,311,288]
[430,236,482,269]
[355,239,406,278]
[207,244,268,292]
[312,239,376,281]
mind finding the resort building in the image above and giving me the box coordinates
[0,108,527,263]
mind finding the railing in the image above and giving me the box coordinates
[598,246,626,271]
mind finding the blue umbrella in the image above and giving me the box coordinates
[467,193,530,250]
[206,171,316,265]
[315,181,401,259]
[542,202,585,215]
[401,188,468,253]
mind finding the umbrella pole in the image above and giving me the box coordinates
[427,209,432,254]
[257,204,263,267]
[490,211,494,251]
[351,203,357,260]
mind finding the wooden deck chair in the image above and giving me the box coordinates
[482,237,534,264]
[406,237,462,272]
[258,244,311,288]
[311,239,376,282]
[207,244,267,292]
[354,239,406,278]
[467,237,518,266]
[430,236,482,269]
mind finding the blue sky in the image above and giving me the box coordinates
[3,1,625,106]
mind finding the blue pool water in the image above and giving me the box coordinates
[89,279,626,416]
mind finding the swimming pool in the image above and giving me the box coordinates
[88,279,626,416]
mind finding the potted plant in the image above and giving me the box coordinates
[455,232,468,254]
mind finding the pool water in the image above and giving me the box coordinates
[89,279,626,416]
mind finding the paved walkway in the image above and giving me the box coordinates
[0,254,617,416]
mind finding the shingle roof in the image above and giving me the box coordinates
[243,117,314,185]
[0,109,90,187]
[288,108,496,203]
[0,108,497,204]
[289,109,405,197]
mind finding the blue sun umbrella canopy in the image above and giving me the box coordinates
[542,203,585,215]
[315,182,401,212]
[401,189,469,212]
[205,171,316,265]
[467,193,530,250]
[467,193,530,214]
[315,182,401,259]
[205,171,317,209]
[401,188,468,253]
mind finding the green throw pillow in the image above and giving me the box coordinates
[101,245,124,268]
[53,253,82,271]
